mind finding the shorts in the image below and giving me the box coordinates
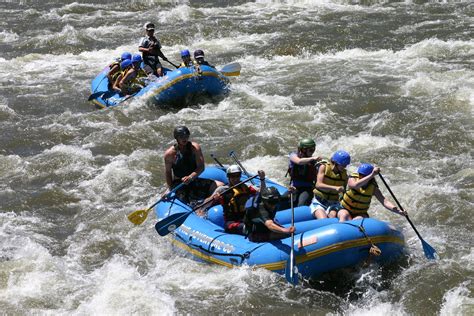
[310,196,342,215]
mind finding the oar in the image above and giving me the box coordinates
[210,153,225,168]
[88,90,106,101]
[378,173,438,260]
[229,151,257,186]
[165,59,179,69]
[285,192,298,285]
[219,62,241,76]
[155,175,258,236]
[127,182,186,225]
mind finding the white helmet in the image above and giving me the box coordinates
[226,165,242,175]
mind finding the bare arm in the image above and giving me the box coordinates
[315,165,345,193]
[138,46,151,54]
[163,146,176,188]
[348,167,380,189]
[118,69,135,90]
[374,188,406,216]
[107,64,119,81]
[112,73,123,92]
[264,220,295,234]
[289,153,322,165]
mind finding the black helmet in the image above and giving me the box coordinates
[194,49,204,59]
[261,187,281,204]
[173,126,190,139]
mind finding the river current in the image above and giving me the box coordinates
[0,0,472,315]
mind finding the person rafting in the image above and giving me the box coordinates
[111,59,133,94]
[310,150,350,219]
[202,165,265,235]
[193,49,215,68]
[138,22,170,77]
[179,49,193,68]
[337,163,407,222]
[128,54,150,89]
[287,138,323,206]
[107,52,131,87]
[164,126,221,204]
[112,55,144,95]
[244,186,296,242]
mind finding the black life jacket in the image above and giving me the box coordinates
[172,142,197,179]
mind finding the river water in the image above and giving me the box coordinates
[0,0,472,315]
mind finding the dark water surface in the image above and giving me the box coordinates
[0,0,472,314]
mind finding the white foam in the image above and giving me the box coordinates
[346,302,406,316]
[0,30,19,43]
[0,154,28,180]
[75,152,153,211]
[74,257,176,315]
[44,144,93,160]
[0,215,67,310]
[440,281,474,316]
[243,0,379,14]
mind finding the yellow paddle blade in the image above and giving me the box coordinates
[127,208,150,225]
[220,62,241,77]
[221,70,240,76]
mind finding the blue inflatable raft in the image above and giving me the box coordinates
[89,63,238,108]
[154,166,406,282]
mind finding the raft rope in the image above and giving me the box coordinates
[342,218,382,257]
[174,232,266,265]
[162,195,182,217]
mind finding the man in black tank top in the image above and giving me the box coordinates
[164,126,221,203]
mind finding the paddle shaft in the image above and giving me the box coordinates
[229,151,257,186]
[190,174,259,211]
[290,192,295,282]
[165,59,179,69]
[147,182,186,213]
[378,173,425,240]
[156,175,258,236]
[210,154,225,168]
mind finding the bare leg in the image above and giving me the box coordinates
[313,207,328,219]
[337,209,352,222]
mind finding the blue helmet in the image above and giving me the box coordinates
[132,54,142,63]
[121,52,132,61]
[357,163,374,176]
[331,150,351,166]
[181,49,190,57]
[120,59,133,69]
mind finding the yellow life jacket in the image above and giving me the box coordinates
[313,162,348,202]
[224,184,252,221]
[120,68,143,91]
[179,61,194,68]
[341,173,376,214]
[109,59,120,69]
[111,65,126,82]
[131,68,148,86]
